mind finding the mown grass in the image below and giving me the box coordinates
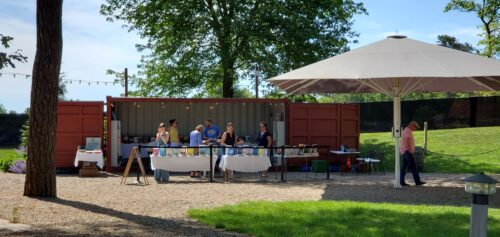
[0,148,24,171]
[189,201,500,237]
[360,126,500,173]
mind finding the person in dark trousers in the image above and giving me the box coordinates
[257,122,273,179]
[400,121,426,186]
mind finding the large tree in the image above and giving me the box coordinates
[0,33,28,70]
[24,0,63,197]
[445,0,499,58]
[101,0,366,98]
[437,34,479,53]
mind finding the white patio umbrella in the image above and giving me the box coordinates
[269,35,500,188]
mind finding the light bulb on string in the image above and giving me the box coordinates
[13,74,16,78]
[79,80,82,84]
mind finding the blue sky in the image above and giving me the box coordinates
[0,0,484,113]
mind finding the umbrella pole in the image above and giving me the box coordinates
[393,92,402,188]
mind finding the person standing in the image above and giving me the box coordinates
[400,121,426,187]
[258,122,273,148]
[220,122,244,181]
[167,119,180,147]
[203,118,220,144]
[189,125,204,177]
[257,122,272,179]
[154,123,170,182]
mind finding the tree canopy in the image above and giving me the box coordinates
[444,0,499,58]
[101,0,366,98]
[437,34,479,53]
[0,33,28,70]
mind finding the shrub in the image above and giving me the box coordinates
[9,160,26,174]
[0,153,26,172]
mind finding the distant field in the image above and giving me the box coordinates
[360,126,500,173]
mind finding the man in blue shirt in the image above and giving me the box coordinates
[203,118,220,143]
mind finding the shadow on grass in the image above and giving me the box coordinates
[360,138,500,173]
[7,197,243,237]
[189,201,500,237]
[321,182,500,208]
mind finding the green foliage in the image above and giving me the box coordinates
[101,0,367,98]
[0,149,25,172]
[0,33,28,70]
[189,201,500,237]
[360,126,500,173]
[0,104,6,114]
[20,116,29,148]
[58,73,68,100]
[444,0,499,58]
[437,34,479,53]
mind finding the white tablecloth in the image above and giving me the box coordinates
[150,155,216,172]
[219,155,271,172]
[74,150,104,169]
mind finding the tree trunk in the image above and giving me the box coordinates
[24,0,63,197]
[222,67,235,98]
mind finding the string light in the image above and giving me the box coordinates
[0,72,117,86]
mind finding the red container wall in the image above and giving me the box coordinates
[288,103,359,149]
[56,102,103,168]
[288,103,342,149]
[340,104,360,150]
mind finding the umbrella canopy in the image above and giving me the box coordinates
[272,35,500,96]
[270,35,500,188]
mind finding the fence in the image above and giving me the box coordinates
[0,114,28,147]
[360,96,500,132]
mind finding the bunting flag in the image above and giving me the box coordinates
[0,72,117,86]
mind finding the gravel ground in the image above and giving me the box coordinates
[0,171,498,236]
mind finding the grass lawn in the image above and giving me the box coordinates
[0,148,18,159]
[0,148,23,171]
[360,126,500,173]
[189,201,500,237]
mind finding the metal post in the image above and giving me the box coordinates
[281,146,285,182]
[209,145,214,182]
[423,121,428,154]
[255,73,259,99]
[124,68,128,97]
[326,145,330,179]
[393,82,402,189]
[471,194,489,237]
[136,144,141,183]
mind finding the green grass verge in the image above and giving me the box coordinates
[189,201,500,237]
[0,149,24,172]
[360,126,500,173]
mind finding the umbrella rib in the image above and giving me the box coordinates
[467,77,495,91]
[354,81,365,93]
[365,79,392,96]
[484,76,500,87]
[287,79,319,95]
[401,78,425,95]
[282,79,308,92]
